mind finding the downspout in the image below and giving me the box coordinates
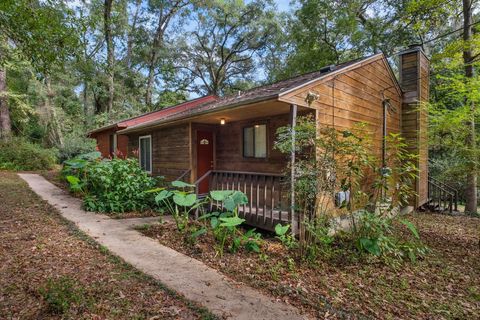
[289,104,297,236]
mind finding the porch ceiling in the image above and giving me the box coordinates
[191,100,310,124]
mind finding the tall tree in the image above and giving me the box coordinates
[0,0,78,141]
[145,0,190,109]
[176,0,278,95]
[104,0,114,114]
[462,0,477,213]
[0,67,10,139]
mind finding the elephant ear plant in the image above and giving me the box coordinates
[153,180,207,231]
[199,190,262,256]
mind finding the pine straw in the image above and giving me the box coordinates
[0,171,214,319]
[140,213,480,319]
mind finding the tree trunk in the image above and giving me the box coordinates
[125,0,141,68]
[463,0,477,214]
[83,80,88,125]
[44,77,63,148]
[0,67,11,140]
[104,0,114,114]
[145,1,187,110]
[145,21,165,110]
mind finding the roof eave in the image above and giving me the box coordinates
[118,94,280,134]
[278,53,384,99]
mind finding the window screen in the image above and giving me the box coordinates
[243,124,267,158]
[139,136,152,172]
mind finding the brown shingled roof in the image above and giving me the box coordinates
[119,54,383,134]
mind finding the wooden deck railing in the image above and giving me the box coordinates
[194,170,294,232]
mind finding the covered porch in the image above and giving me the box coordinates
[184,100,312,232]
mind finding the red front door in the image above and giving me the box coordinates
[196,131,214,194]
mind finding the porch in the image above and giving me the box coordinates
[184,100,311,233]
[194,170,296,232]
[126,99,311,232]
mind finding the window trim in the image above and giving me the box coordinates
[242,123,268,159]
[138,135,152,174]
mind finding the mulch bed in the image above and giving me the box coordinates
[140,213,480,319]
[0,171,213,319]
[39,169,162,219]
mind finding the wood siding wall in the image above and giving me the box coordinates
[91,130,128,158]
[214,113,297,174]
[281,56,402,159]
[127,124,190,180]
[400,50,429,206]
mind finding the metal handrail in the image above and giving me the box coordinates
[194,170,212,195]
[428,179,455,213]
[428,176,458,211]
[175,169,191,182]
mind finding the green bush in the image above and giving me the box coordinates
[57,132,96,163]
[354,212,427,266]
[0,137,57,170]
[64,153,157,212]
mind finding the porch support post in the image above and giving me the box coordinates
[289,104,297,236]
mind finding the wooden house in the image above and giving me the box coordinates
[91,46,430,232]
[88,95,217,158]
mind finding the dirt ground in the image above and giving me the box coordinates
[0,171,213,319]
[140,212,480,319]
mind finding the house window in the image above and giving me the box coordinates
[139,135,152,173]
[243,124,267,158]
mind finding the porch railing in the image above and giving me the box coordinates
[175,169,191,183]
[194,170,294,232]
[428,176,458,213]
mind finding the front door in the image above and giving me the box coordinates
[196,131,214,194]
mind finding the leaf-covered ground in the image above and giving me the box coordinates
[140,213,480,319]
[0,171,212,319]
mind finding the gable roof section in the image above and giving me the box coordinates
[88,94,217,136]
[119,53,401,134]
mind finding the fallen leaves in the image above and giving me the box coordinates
[141,213,480,319]
[0,172,204,319]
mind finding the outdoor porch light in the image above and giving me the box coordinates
[220,118,226,125]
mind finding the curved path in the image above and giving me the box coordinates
[19,173,307,320]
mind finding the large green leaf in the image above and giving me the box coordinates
[223,197,236,212]
[274,223,290,236]
[171,180,195,188]
[400,219,420,239]
[210,190,234,201]
[155,190,172,203]
[173,193,197,207]
[232,191,248,206]
[219,216,245,227]
[359,238,381,256]
[145,187,165,193]
[66,175,80,185]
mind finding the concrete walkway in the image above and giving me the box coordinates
[19,174,307,320]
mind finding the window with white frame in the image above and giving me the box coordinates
[139,135,152,173]
[243,124,267,158]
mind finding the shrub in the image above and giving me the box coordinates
[64,153,157,212]
[354,212,427,266]
[0,137,57,170]
[39,276,87,314]
[57,132,96,163]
